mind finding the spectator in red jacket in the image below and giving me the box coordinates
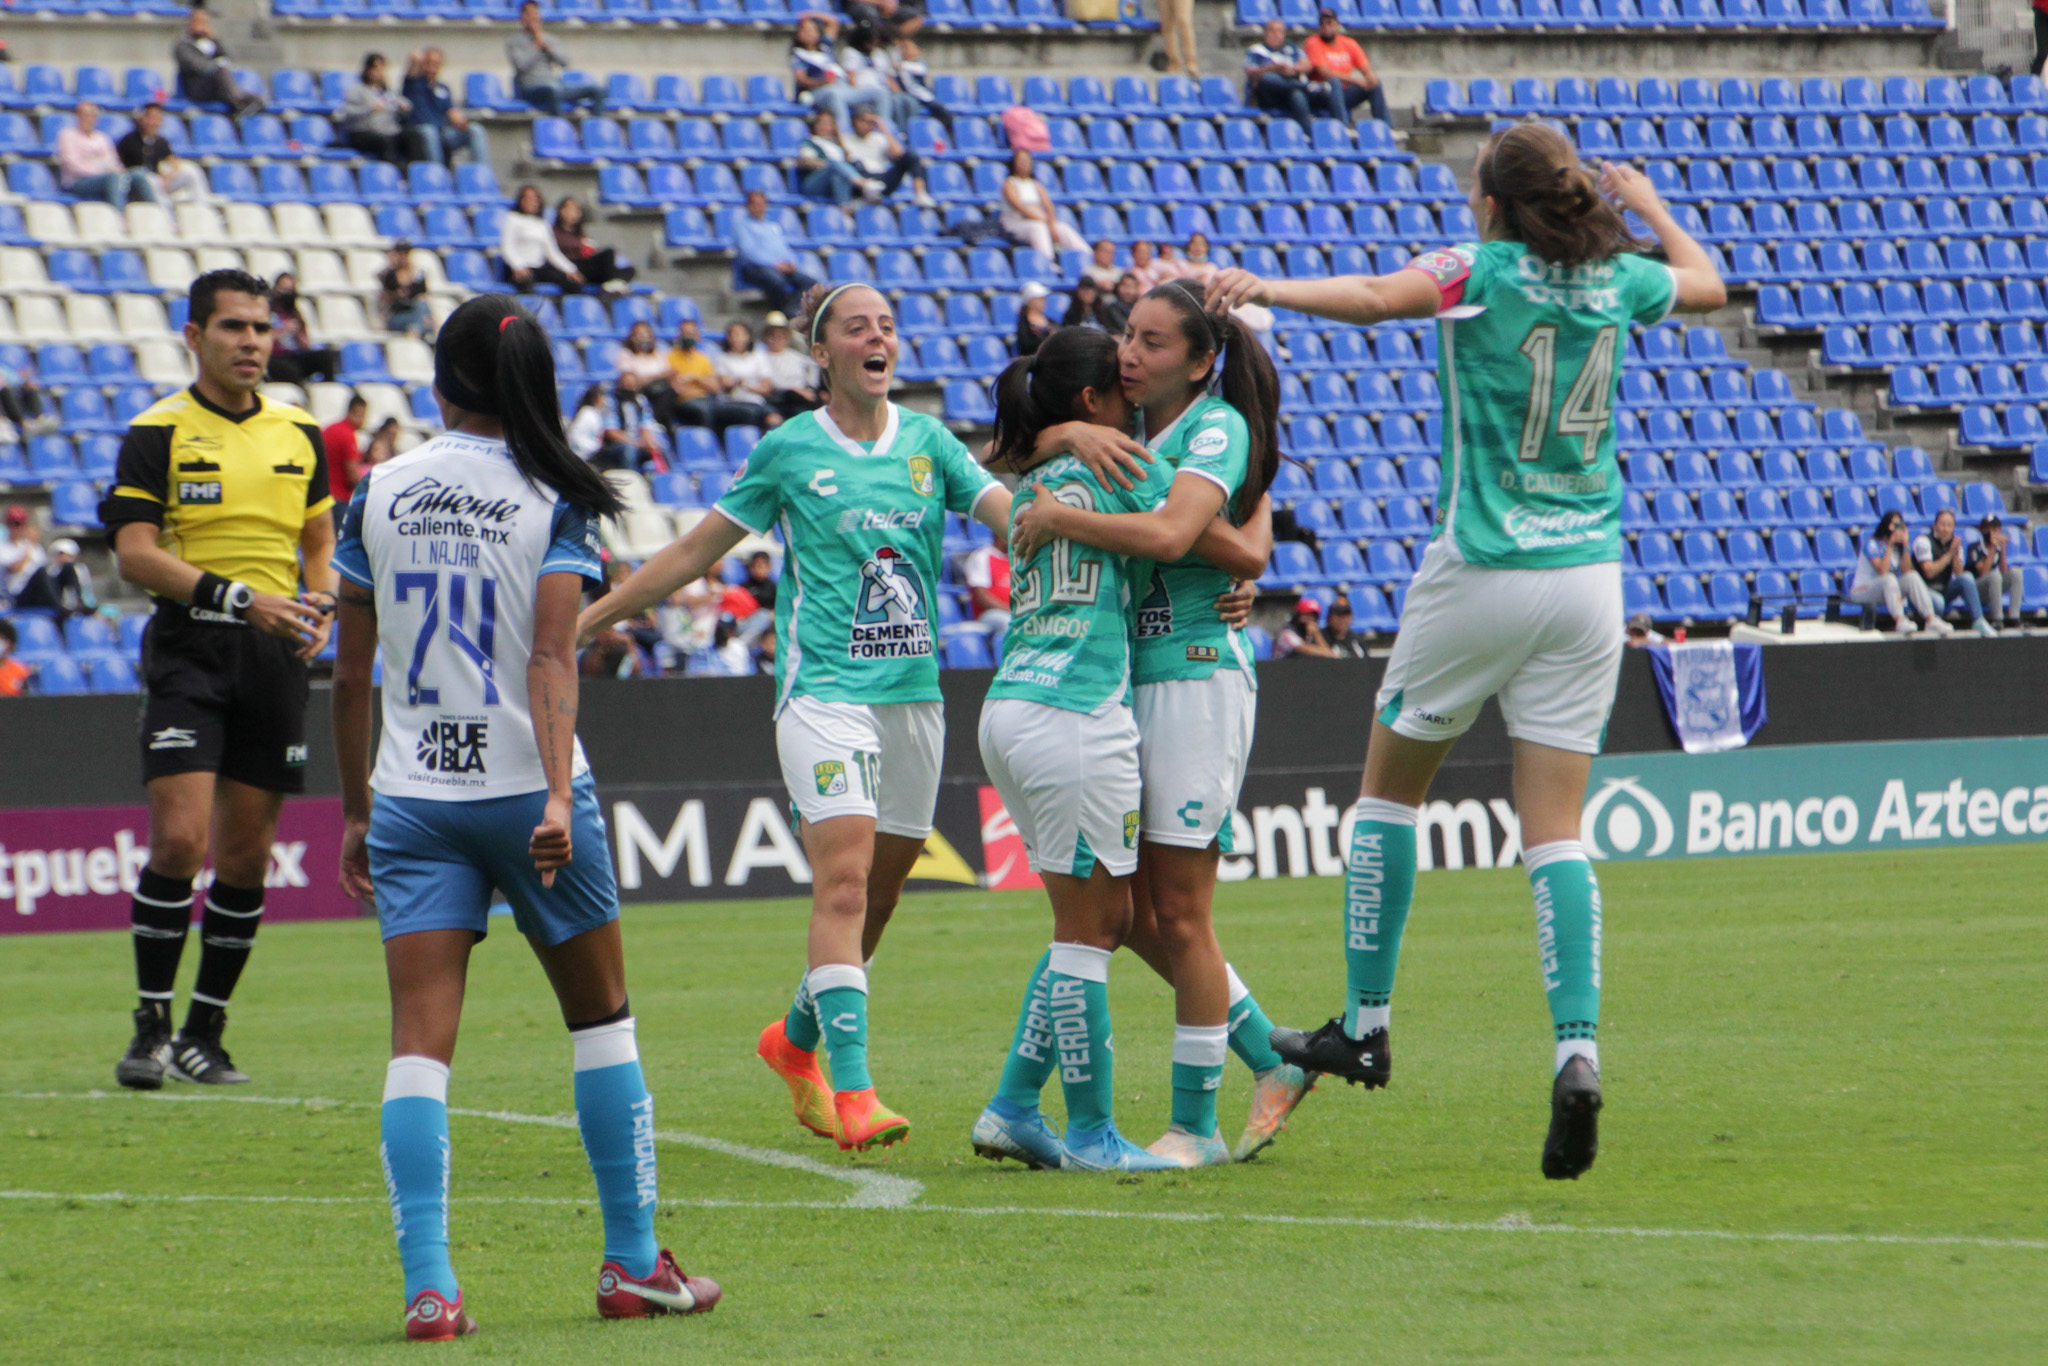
[324,393,368,505]
[1304,8,1389,126]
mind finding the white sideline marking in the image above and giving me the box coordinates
[9,1091,2045,1254]
[4,1090,922,1211]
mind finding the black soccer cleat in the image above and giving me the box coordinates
[1541,1055,1603,1181]
[115,1006,172,1091]
[167,1023,249,1086]
[1269,1018,1391,1089]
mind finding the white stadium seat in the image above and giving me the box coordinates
[175,203,228,245]
[72,202,127,247]
[64,294,120,342]
[225,203,281,248]
[322,205,380,248]
[146,247,197,293]
[0,298,17,343]
[272,202,328,247]
[115,293,171,341]
[245,247,295,285]
[1,247,58,294]
[302,381,356,427]
[386,338,434,384]
[124,202,179,247]
[344,248,390,292]
[300,249,353,294]
[136,338,194,386]
[13,295,68,342]
[24,202,77,246]
[313,294,373,341]
[356,381,411,430]
[194,247,244,276]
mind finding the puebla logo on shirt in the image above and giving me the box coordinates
[849,546,933,661]
[905,452,935,498]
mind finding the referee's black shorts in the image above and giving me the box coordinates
[138,602,310,794]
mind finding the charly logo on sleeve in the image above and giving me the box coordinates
[849,546,933,660]
[1187,427,1229,459]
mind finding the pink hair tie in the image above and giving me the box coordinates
[499,315,517,333]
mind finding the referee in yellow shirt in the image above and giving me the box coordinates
[101,269,338,1089]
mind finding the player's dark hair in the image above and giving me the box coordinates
[434,294,623,519]
[1142,279,1280,523]
[0,619,15,649]
[988,326,1120,473]
[188,268,271,329]
[1477,122,1650,270]
[1871,509,1907,543]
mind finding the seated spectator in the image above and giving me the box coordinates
[841,107,936,207]
[732,189,818,315]
[1082,238,1122,291]
[0,620,30,697]
[845,0,923,38]
[323,393,368,505]
[1014,282,1053,356]
[378,242,432,337]
[740,551,779,610]
[365,416,402,466]
[342,53,410,166]
[841,19,918,133]
[568,378,664,472]
[710,322,780,427]
[963,540,1010,635]
[1321,593,1368,657]
[1096,271,1143,334]
[1128,240,1165,290]
[798,111,863,205]
[507,0,604,115]
[2,505,46,607]
[1913,508,1997,636]
[500,184,585,291]
[760,313,822,419]
[685,612,756,677]
[0,362,53,438]
[614,320,681,426]
[553,196,637,294]
[402,48,488,169]
[57,103,156,208]
[1000,150,1088,259]
[11,537,95,622]
[1177,232,1217,283]
[1624,613,1668,647]
[1274,595,1336,657]
[1968,514,2026,630]
[174,8,263,116]
[1245,19,1321,131]
[1150,241,1189,282]
[266,274,338,384]
[1848,509,1952,636]
[667,319,763,433]
[791,12,885,129]
[892,36,952,134]
[1061,277,1107,330]
[1305,8,1390,125]
[117,102,206,204]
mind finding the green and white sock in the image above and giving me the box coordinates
[808,963,871,1092]
[994,950,1055,1110]
[1223,963,1283,1074]
[783,968,821,1051]
[1345,799,1418,1040]
[1047,943,1115,1132]
[1526,840,1601,1075]
[1170,1024,1228,1137]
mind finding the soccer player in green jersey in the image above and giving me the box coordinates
[1209,126,1726,1179]
[580,283,1016,1153]
[1007,283,1311,1167]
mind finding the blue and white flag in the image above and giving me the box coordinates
[1647,641,1767,754]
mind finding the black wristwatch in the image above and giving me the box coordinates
[224,581,256,618]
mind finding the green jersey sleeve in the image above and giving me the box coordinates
[1621,252,1680,327]
[934,428,999,518]
[713,435,787,535]
[1169,400,1250,507]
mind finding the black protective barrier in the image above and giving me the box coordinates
[3,638,2044,901]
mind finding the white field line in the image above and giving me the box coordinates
[7,1091,2046,1254]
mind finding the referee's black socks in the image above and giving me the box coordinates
[130,870,195,1028]
[183,881,265,1038]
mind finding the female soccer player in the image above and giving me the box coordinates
[1006,281,1306,1167]
[580,283,1028,1153]
[331,295,720,1339]
[1208,126,1726,1179]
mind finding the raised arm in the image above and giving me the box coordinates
[1600,162,1726,312]
[1011,470,1228,566]
[1206,266,1444,328]
[577,509,748,643]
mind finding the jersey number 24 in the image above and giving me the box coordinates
[394,570,499,708]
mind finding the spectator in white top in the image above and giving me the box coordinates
[798,111,863,205]
[840,20,918,134]
[840,107,937,207]
[1244,20,1321,131]
[11,537,96,622]
[962,542,1010,635]
[1082,238,1122,291]
[499,183,583,291]
[1,505,48,607]
[759,313,822,421]
[56,103,156,208]
[1000,149,1088,260]
[891,36,952,134]
[1624,612,1668,647]
[1848,509,1951,635]
[1912,508,1998,636]
[341,53,410,167]
[1967,513,2026,629]
[791,12,886,130]
[507,0,604,115]
[710,322,779,426]
[575,377,665,472]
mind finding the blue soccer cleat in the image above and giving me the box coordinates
[1059,1121,1182,1173]
[970,1097,1065,1170]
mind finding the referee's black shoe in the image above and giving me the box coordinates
[114,1007,172,1091]
[1269,1018,1391,1089]
[168,1020,250,1086]
[1541,1055,1602,1181]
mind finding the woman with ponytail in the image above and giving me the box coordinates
[330,294,717,1337]
[993,280,1304,1169]
[1207,123,1727,1180]
[577,282,1017,1156]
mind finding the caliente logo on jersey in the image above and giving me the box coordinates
[849,546,933,661]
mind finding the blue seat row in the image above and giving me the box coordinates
[274,0,1095,26]
[1430,72,2042,119]
[1244,0,1935,25]
[1821,321,2048,369]
[1620,446,1935,487]
[1648,151,2048,202]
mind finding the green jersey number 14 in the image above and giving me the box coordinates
[1517,323,1621,467]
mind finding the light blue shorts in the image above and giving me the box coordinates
[368,772,619,947]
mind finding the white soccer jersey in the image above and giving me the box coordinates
[334,432,605,800]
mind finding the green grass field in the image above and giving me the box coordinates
[4,845,2045,1364]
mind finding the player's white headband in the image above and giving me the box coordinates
[809,283,866,347]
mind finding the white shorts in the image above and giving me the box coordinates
[776,695,944,837]
[1374,540,1625,755]
[1133,670,1256,851]
[977,697,1142,878]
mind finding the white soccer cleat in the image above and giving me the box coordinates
[1145,1124,1232,1168]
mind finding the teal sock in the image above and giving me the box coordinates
[1170,1024,1228,1137]
[380,1057,458,1304]
[1527,840,1601,1055]
[1344,800,1418,1040]
[809,964,871,1093]
[995,950,1055,1110]
[1223,963,1283,1073]
[1047,943,1115,1132]
[783,968,821,1052]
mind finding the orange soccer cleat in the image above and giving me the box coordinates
[832,1087,911,1152]
[758,1018,838,1141]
